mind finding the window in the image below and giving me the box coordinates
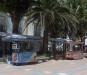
[73,44,82,51]
[0,24,7,32]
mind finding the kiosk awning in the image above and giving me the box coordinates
[0,32,11,37]
[2,34,27,42]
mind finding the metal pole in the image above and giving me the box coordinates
[3,41,5,60]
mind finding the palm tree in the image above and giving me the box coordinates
[0,0,33,33]
[25,0,76,53]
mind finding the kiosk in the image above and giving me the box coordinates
[2,34,42,65]
[49,38,83,60]
[49,38,66,60]
[65,41,83,60]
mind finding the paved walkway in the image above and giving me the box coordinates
[0,58,87,75]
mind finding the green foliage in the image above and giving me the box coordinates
[25,0,74,33]
[64,0,87,41]
[0,0,33,33]
[25,0,78,53]
[0,0,31,13]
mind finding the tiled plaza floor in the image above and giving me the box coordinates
[0,58,87,75]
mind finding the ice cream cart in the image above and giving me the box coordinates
[2,34,42,65]
[65,41,83,60]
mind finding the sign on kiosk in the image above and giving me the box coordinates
[12,44,18,49]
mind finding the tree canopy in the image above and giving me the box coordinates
[25,0,78,52]
[0,0,33,33]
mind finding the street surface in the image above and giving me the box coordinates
[0,58,87,75]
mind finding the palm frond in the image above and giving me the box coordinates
[23,18,37,32]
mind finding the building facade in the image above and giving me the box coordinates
[0,13,12,33]
[19,16,44,37]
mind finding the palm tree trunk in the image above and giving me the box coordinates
[43,29,49,53]
[10,10,21,34]
[52,41,56,58]
[43,15,49,53]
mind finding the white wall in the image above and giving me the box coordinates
[5,14,13,33]
[19,16,44,36]
[85,38,87,45]
[0,13,44,36]
[0,13,12,33]
[19,17,34,36]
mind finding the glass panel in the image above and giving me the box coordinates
[83,45,87,52]
[73,44,82,51]
[66,43,70,51]
[56,42,63,52]
[20,41,33,52]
